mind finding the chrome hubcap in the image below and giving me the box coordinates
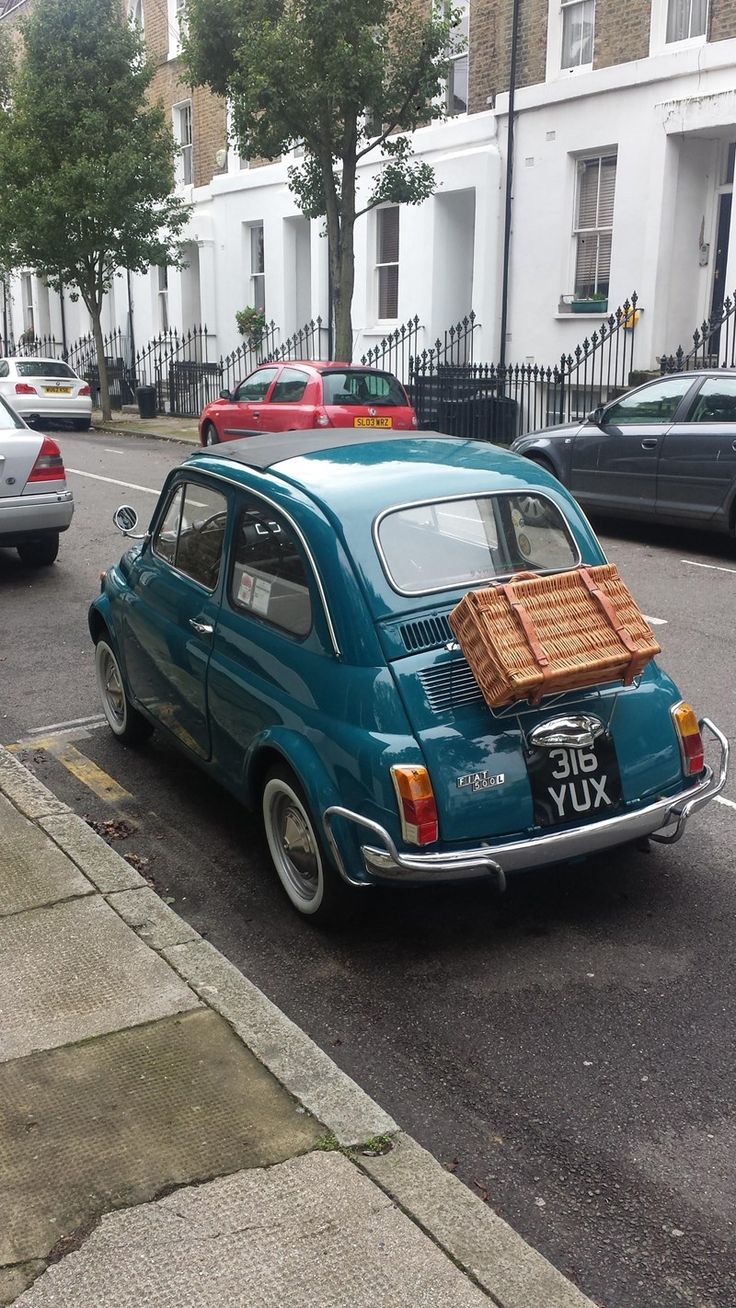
[101,649,124,724]
[273,794,320,900]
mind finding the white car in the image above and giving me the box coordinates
[0,356,92,430]
[0,394,74,566]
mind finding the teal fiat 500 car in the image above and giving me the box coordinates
[89,431,728,923]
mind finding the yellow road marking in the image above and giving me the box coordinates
[21,737,134,805]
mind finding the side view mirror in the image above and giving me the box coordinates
[587,404,606,427]
[113,504,146,539]
[219,388,231,400]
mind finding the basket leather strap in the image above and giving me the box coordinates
[500,581,550,671]
[578,567,639,683]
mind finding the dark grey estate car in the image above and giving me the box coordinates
[511,370,736,536]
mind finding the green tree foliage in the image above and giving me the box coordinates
[0,0,189,417]
[183,0,456,360]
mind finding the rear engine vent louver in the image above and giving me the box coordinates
[418,659,484,712]
[399,613,454,653]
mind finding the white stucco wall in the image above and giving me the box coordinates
[495,36,736,371]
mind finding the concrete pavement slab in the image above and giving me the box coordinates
[361,1135,599,1308]
[14,1152,493,1307]
[163,938,397,1148]
[107,886,200,950]
[0,1009,322,1273]
[0,794,92,916]
[0,751,68,822]
[38,812,147,893]
[0,896,199,1061]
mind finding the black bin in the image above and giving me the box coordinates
[136,385,157,419]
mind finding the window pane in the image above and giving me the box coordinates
[378,494,579,595]
[250,224,264,275]
[448,54,468,114]
[562,0,594,67]
[175,484,228,590]
[230,500,312,636]
[270,367,309,403]
[321,370,406,406]
[378,266,399,319]
[377,208,399,264]
[16,361,76,378]
[688,379,736,423]
[234,367,278,402]
[604,378,693,425]
[153,485,184,565]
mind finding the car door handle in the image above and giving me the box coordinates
[640,438,658,449]
[189,618,214,636]
[251,410,260,417]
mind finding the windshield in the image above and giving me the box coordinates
[377,493,580,595]
[16,360,77,379]
[322,370,407,407]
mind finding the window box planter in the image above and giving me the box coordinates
[571,297,608,313]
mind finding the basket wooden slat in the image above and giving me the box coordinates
[448,564,661,709]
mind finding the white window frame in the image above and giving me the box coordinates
[157,264,169,332]
[173,100,193,187]
[546,0,595,80]
[571,152,616,301]
[167,0,187,59]
[248,222,265,313]
[21,272,34,337]
[650,0,709,54]
[446,0,469,116]
[375,206,400,322]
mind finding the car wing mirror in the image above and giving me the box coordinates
[587,404,606,427]
[219,388,231,400]
[113,504,147,539]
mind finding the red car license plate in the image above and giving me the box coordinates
[353,416,393,428]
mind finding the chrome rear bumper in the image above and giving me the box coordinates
[324,719,728,891]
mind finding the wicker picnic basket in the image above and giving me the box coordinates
[448,564,661,709]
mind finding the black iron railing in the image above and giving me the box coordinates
[360,315,422,383]
[264,317,329,366]
[410,297,640,443]
[660,290,736,373]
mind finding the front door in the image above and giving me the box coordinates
[220,366,279,438]
[123,477,229,757]
[657,375,736,526]
[569,375,697,515]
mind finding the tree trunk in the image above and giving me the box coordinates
[90,307,111,420]
[332,212,355,363]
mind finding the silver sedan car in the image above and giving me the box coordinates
[0,394,74,566]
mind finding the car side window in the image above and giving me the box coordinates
[687,379,736,423]
[0,361,8,378]
[269,367,309,404]
[229,497,312,637]
[233,367,278,403]
[604,378,693,425]
[152,481,228,591]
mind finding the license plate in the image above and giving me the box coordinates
[44,386,72,394]
[526,738,623,827]
[353,416,393,428]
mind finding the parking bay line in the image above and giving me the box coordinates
[682,559,736,576]
[65,468,160,495]
[11,736,134,806]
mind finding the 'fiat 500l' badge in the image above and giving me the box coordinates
[457,771,505,791]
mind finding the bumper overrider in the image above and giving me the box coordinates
[324,719,729,893]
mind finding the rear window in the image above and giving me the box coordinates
[376,493,580,596]
[0,392,24,429]
[16,361,77,379]
[322,370,407,407]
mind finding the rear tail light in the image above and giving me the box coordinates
[79,384,91,397]
[672,702,705,776]
[314,408,332,428]
[15,382,37,395]
[391,764,439,845]
[26,435,65,483]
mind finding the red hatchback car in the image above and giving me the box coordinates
[198,361,418,446]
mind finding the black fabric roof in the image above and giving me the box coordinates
[188,428,457,471]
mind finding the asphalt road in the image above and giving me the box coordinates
[3,428,736,1308]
